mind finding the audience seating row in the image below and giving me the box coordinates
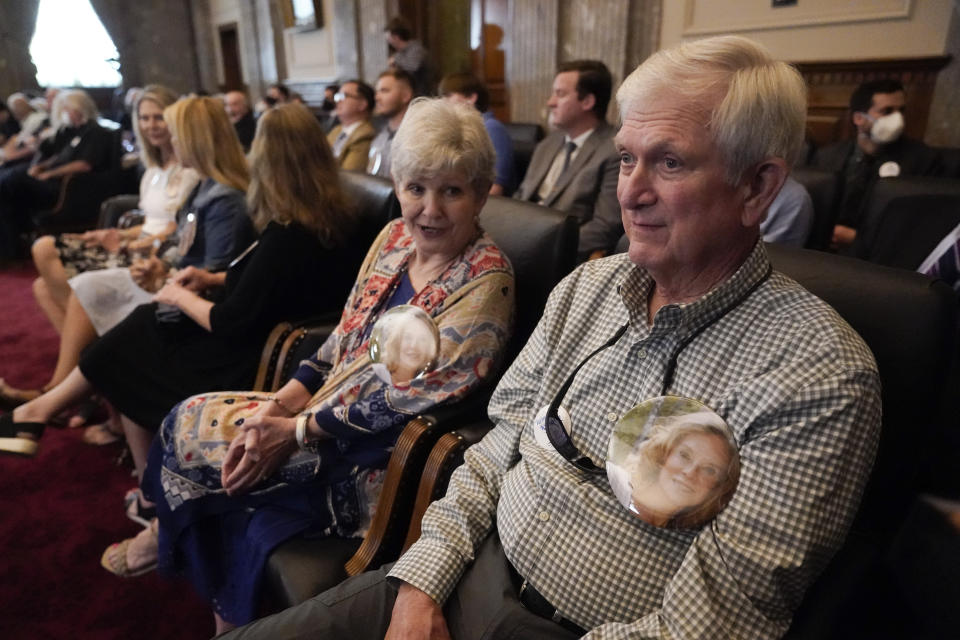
[245,171,957,640]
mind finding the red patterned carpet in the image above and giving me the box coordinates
[0,263,212,639]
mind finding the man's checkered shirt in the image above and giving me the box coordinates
[391,241,881,639]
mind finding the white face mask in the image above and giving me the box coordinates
[866,110,904,145]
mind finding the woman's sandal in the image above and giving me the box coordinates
[100,521,159,578]
[123,488,157,528]
[0,412,45,456]
[82,421,123,446]
[0,379,41,409]
[67,396,105,429]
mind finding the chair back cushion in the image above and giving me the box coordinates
[861,193,960,270]
[339,170,400,251]
[771,243,958,638]
[478,196,579,357]
[503,123,545,193]
[933,146,960,178]
[767,242,957,532]
[503,122,545,145]
[854,176,960,260]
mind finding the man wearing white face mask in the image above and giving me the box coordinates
[812,79,942,250]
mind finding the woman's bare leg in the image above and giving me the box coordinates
[120,414,155,482]
[13,367,95,426]
[31,235,72,313]
[47,293,98,388]
[32,278,66,333]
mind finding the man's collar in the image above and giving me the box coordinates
[564,127,596,148]
[340,120,363,136]
[619,241,771,334]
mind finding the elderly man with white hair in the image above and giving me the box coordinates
[224,35,881,640]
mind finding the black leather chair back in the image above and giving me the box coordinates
[503,122,544,145]
[860,193,960,270]
[339,170,400,249]
[767,243,958,639]
[791,166,841,250]
[853,176,960,261]
[478,196,579,359]
[503,123,545,196]
[934,146,960,178]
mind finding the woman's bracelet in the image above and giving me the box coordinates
[269,395,296,416]
[295,412,313,451]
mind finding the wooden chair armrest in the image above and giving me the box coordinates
[50,173,74,214]
[252,313,341,393]
[344,391,492,576]
[403,418,495,550]
[253,321,296,391]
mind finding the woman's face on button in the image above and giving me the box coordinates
[397,172,484,259]
[657,431,728,511]
[397,330,429,370]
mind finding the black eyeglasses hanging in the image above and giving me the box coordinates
[544,265,772,475]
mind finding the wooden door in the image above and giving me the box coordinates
[218,24,244,93]
[470,0,509,122]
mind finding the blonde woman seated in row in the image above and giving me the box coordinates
[0,96,261,461]
[110,98,516,635]
[0,86,200,419]
[0,102,359,577]
[0,96,250,446]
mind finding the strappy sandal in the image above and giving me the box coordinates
[82,421,123,446]
[123,488,157,528]
[0,379,41,409]
[100,521,159,578]
[0,412,45,456]
[67,396,105,429]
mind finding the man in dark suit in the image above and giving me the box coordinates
[514,60,621,260]
[811,79,942,250]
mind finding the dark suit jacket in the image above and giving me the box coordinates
[812,137,942,176]
[234,111,256,152]
[514,123,621,256]
[811,137,943,226]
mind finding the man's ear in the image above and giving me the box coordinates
[580,92,596,114]
[740,158,788,227]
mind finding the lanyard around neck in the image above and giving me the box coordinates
[545,264,773,475]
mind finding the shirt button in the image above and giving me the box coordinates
[537,511,550,522]
[606,412,618,422]
[637,348,647,359]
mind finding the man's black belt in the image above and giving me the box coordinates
[508,562,587,636]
